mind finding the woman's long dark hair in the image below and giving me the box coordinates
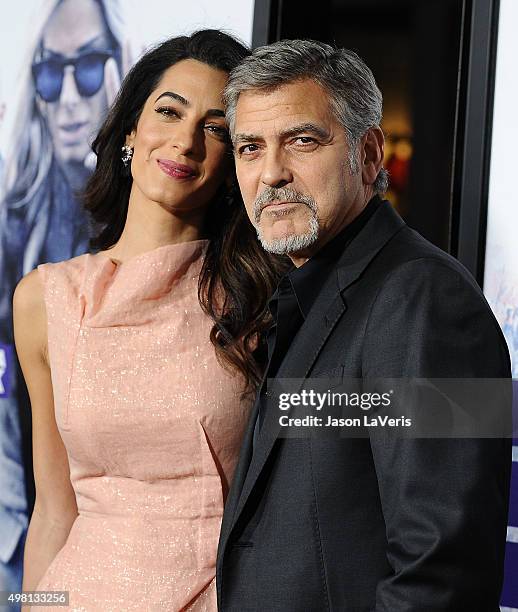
[84,30,286,393]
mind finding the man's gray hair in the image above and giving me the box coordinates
[224,39,389,194]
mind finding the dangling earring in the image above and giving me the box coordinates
[121,144,134,167]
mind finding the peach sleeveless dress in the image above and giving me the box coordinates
[34,240,250,611]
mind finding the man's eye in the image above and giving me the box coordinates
[238,144,259,155]
[155,106,179,118]
[295,137,315,145]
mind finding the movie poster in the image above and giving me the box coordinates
[484,0,518,378]
[0,0,254,604]
[483,0,518,608]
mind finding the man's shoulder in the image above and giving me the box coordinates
[383,224,459,269]
[376,225,480,293]
[343,201,478,294]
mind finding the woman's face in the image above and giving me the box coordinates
[126,59,232,215]
[36,0,113,169]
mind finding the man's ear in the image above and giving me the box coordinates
[361,127,384,186]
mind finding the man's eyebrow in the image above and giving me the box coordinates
[233,132,263,144]
[233,123,330,145]
[154,91,190,105]
[280,123,330,140]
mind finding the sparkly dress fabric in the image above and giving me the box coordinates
[33,240,250,611]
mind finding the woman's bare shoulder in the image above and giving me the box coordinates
[13,269,46,319]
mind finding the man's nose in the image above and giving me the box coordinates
[260,148,293,188]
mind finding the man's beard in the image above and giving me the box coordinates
[253,186,319,255]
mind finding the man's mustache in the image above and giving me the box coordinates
[253,187,317,223]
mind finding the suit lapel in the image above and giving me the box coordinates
[227,270,346,539]
[222,202,406,546]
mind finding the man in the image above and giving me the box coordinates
[216,40,512,611]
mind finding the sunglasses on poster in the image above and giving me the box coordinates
[32,50,118,103]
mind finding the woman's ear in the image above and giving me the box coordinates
[125,129,136,148]
[36,96,47,119]
[361,127,384,186]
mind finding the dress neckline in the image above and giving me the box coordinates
[78,239,209,327]
[95,239,210,268]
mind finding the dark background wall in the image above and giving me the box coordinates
[259,0,464,252]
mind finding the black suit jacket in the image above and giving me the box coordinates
[216,202,512,611]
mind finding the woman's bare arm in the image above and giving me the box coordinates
[13,269,78,593]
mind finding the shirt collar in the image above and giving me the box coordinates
[278,194,382,319]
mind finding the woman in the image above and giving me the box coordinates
[0,4,125,600]
[1,0,126,279]
[13,30,280,611]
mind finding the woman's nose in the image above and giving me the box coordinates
[171,121,202,156]
[59,65,81,106]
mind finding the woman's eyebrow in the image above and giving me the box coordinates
[155,91,189,105]
[77,34,112,54]
[206,109,225,118]
[42,34,111,59]
[154,92,225,118]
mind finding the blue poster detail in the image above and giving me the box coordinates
[502,541,518,608]
[502,452,518,608]
[0,343,13,398]
[510,460,518,528]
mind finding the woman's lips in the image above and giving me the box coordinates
[157,159,197,180]
[60,121,88,133]
[58,121,89,145]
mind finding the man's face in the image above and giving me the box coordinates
[233,79,369,263]
[37,0,112,168]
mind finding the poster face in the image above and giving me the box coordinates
[0,0,254,275]
[484,0,518,378]
[0,0,254,597]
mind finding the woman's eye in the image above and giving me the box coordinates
[205,124,229,140]
[155,106,179,118]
